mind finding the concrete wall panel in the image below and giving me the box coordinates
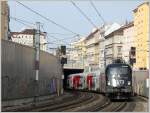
[2,40,63,101]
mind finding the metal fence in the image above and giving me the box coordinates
[2,40,63,101]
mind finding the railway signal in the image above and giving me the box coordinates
[61,45,66,55]
[129,47,136,66]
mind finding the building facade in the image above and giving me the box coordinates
[11,29,47,51]
[84,28,100,68]
[122,22,134,64]
[64,37,86,69]
[99,23,120,69]
[99,27,105,70]
[1,1,10,40]
[104,27,124,65]
[133,2,149,70]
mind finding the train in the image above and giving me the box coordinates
[105,63,133,99]
[67,62,133,99]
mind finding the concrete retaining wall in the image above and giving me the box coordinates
[2,40,63,101]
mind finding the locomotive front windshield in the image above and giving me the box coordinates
[106,65,132,87]
[108,67,130,76]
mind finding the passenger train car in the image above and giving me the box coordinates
[67,73,85,89]
[67,67,103,92]
[67,62,133,99]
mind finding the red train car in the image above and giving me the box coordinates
[86,73,93,90]
[73,75,81,89]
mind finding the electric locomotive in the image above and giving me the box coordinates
[105,63,133,99]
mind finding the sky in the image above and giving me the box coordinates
[8,0,144,48]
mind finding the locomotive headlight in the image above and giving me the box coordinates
[128,81,131,85]
[107,81,110,85]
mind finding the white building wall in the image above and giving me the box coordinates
[11,34,47,51]
[122,25,134,63]
[105,33,124,65]
[99,38,105,69]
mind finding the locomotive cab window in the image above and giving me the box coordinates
[107,66,131,77]
[105,64,132,87]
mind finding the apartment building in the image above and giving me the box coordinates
[99,23,120,69]
[11,29,47,51]
[84,28,100,68]
[104,26,124,65]
[122,22,134,64]
[99,26,105,69]
[65,37,86,69]
[133,2,149,70]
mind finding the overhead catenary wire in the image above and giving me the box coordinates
[15,1,81,36]
[47,33,75,36]
[9,16,36,39]
[10,18,64,46]
[70,0,98,29]
[47,34,72,46]
[10,16,73,46]
[41,25,72,46]
[10,16,35,29]
[90,0,105,25]
[10,16,36,26]
[41,41,64,46]
[56,35,79,41]
[46,34,75,46]
[46,33,79,42]
[10,16,77,39]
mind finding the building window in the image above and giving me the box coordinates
[117,46,122,54]
[141,8,143,11]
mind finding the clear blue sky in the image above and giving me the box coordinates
[8,0,144,47]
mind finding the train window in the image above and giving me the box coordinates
[107,67,130,76]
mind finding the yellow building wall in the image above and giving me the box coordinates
[133,2,149,69]
[73,39,87,68]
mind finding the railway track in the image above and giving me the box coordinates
[3,92,79,112]
[99,101,127,112]
[15,92,92,112]
[50,93,96,112]
[99,96,148,112]
[63,93,103,112]
[68,95,127,112]
[3,91,148,112]
[35,92,95,112]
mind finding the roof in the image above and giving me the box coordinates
[133,2,149,13]
[11,29,46,37]
[122,22,134,29]
[85,29,99,40]
[104,22,133,39]
[104,26,124,39]
[104,23,121,36]
[21,29,36,34]
[85,23,119,41]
